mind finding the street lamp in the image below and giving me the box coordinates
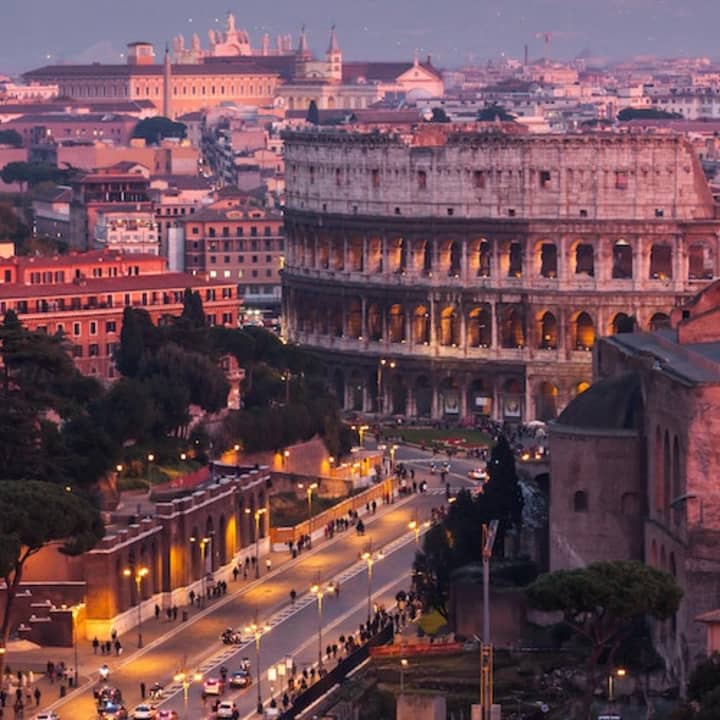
[298,482,318,547]
[71,605,81,688]
[189,536,212,605]
[173,669,203,720]
[245,508,267,579]
[310,581,335,669]
[408,517,430,545]
[608,667,627,703]
[245,617,271,714]
[361,539,384,622]
[123,566,149,648]
[400,658,408,693]
[376,358,396,414]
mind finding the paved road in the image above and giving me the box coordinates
[48,464,444,720]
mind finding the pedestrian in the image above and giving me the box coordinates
[92,637,99,655]
[172,605,178,621]
[114,639,122,656]
[290,589,296,606]
[154,604,160,621]
[140,682,146,700]
[232,566,239,582]
[334,583,340,598]
[105,641,111,655]
[110,627,117,642]
[166,607,172,621]
[189,589,195,606]
[265,558,272,573]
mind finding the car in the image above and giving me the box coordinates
[467,467,488,482]
[203,677,224,696]
[33,714,61,720]
[215,701,237,719]
[98,703,128,720]
[156,712,178,720]
[132,704,156,719]
[229,669,252,688]
[95,687,123,707]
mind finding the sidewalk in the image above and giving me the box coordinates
[14,471,434,714]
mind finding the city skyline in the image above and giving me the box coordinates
[2,0,720,74]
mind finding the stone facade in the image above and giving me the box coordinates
[282,125,720,422]
[549,281,720,681]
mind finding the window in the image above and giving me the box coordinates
[89,321,97,335]
[210,256,216,264]
[265,269,272,277]
[89,344,99,357]
[252,270,259,278]
[106,320,117,333]
[473,171,485,189]
[192,227,199,235]
[417,170,427,190]
[252,255,258,264]
[251,240,258,251]
[224,256,230,264]
[236,227,244,237]
[265,239,272,251]
[209,227,216,238]
[615,171,628,190]
[371,169,380,188]
[539,170,551,188]
[265,255,272,263]
[264,227,272,237]
[73,322,81,336]
[72,345,83,358]
[251,226,258,237]
[222,227,229,237]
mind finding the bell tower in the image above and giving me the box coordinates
[325,25,342,82]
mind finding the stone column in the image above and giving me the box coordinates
[362,235,368,273]
[460,302,467,356]
[459,377,468,420]
[361,296,368,342]
[431,375,440,419]
[405,304,412,348]
[382,235,388,277]
[430,296,437,351]
[343,236,349,272]
[462,239,469,284]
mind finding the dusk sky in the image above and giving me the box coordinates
[1,0,719,74]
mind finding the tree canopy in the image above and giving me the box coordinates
[132,116,187,144]
[306,100,320,125]
[0,162,75,191]
[477,103,516,122]
[0,480,104,673]
[413,436,525,618]
[527,561,682,717]
[617,107,683,121]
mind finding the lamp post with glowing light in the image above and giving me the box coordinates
[189,535,212,605]
[245,508,267,578]
[310,581,335,669]
[298,482,318,547]
[71,604,81,687]
[376,358,396,414]
[400,658,408,693]
[246,616,271,714]
[173,668,203,720]
[123,566,149,648]
[608,667,626,703]
[361,539,384,622]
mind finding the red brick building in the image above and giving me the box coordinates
[0,249,240,379]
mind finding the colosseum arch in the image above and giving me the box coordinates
[538,311,558,349]
[575,380,591,396]
[612,239,633,279]
[414,375,432,417]
[349,369,364,411]
[535,240,558,278]
[649,244,673,279]
[331,236,344,271]
[468,306,492,348]
[318,236,330,269]
[535,381,559,421]
[367,302,382,341]
[610,312,634,335]
[347,299,362,339]
[388,304,406,343]
[572,241,595,276]
[348,236,364,272]
[439,377,461,416]
[507,241,523,277]
[421,240,433,276]
[573,312,595,350]
[468,238,492,277]
[440,306,461,346]
[468,379,492,418]
[413,305,430,344]
[688,242,714,280]
[500,306,525,348]
[331,306,344,337]
[389,237,407,274]
[319,306,330,335]
[367,237,383,272]
[650,312,671,331]
[390,375,408,415]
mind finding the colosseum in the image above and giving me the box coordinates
[281,124,720,423]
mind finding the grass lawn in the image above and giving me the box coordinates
[392,427,492,448]
[270,492,338,528]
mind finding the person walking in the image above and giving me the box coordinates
[140,682,146,700]
[154,604,160,621]
[32,689,40,708]
[92,637,99,655]
[265,558,272,573]
[290,589,296,606]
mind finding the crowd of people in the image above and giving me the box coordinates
[1,668,49,718]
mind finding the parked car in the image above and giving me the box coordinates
[33,714,61,720]
[156,711,178,720]
[98,703,128,720]
[467,467,488,481]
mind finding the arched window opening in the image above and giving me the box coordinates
[574,312,595,350]
[650,313,671,332]
[689,243,714,280]
[540,243,557,278]
[388,304,405,343]
[536,382,559,421]
[501,307,525,348]
[478,241,491,277]
[575,243,594,276]
[539,312,558,349]
[413,306,430,344]
[440,307,461,347]
[468,307,491,348]
[649,245,672,280]
[508,242,523,277]
[449,241,462,277]
[612,312,633,334]
[612,240,633,279]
